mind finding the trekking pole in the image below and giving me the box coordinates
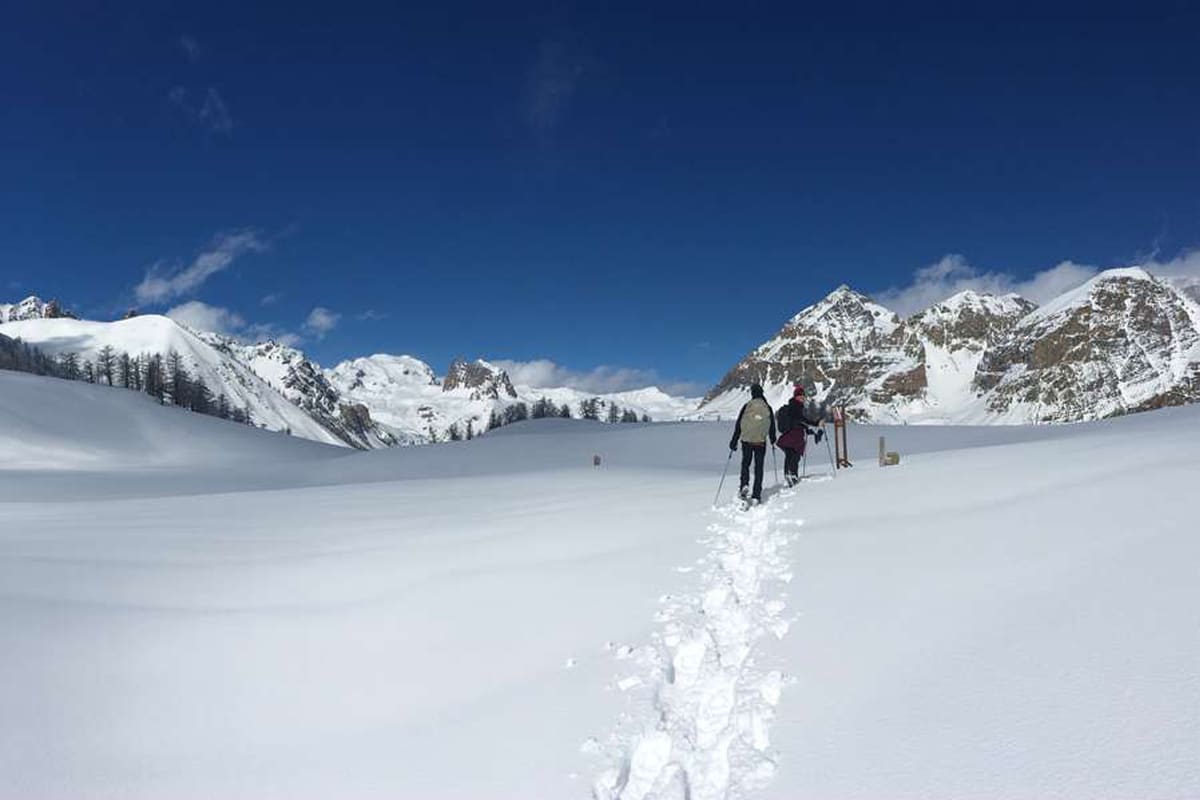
[823,425,836,478]
[713,449,734,506]
[771,444,780,488]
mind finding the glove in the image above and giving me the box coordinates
[814,428,825,444]
[730,441,738,452]
[769,436,777,446]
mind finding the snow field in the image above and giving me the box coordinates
[1,371,1198,798]
[592,495,800,800]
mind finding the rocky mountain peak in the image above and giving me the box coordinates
[0,296,75,324]
[442,358,517,400]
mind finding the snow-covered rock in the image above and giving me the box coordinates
[198,334,397,449]
[975,268,1200,421]
[700,270,1200,424]
[0,295,74,324]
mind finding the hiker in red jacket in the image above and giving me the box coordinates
[729,383,776,504]
[776,383,823,487]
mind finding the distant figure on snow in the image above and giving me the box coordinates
[729,383,776,504]
[776,383,823,487]
[593,453,601,468]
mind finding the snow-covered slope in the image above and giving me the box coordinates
[1,315,347,446]
[198,335,397,448]
[1,370,1197,798]
[3,292,700,447]
[701,269,1200,423]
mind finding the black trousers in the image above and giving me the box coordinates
[739,443,766,499]
[783,447,802,477]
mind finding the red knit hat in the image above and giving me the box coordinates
[793,383,806,398]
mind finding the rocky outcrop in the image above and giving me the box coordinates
[441,358,517,400]
[0,296,75,324]
[700,270,1200,424]
[976,269,1200,421]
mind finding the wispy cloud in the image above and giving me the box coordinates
[178,35,201,62]
[876,249,1200,316]
[492,358,703,397]
[522,39,588,134]
[166,300,301,346]
[356,309,388,321]
[168,86,234,134]
[260,292,281,306]
[135,229,267,304]
[876,254,1099,316]
[303,307,340,339]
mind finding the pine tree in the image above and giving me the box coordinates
[559,403,572,418]
[164,350,191,407]
[191,377,213,415]
[116,351,133,389]
[607,402,621,423]
[58,351,80,380]
[96,345,116,386]
[641,413,652,423]
[82,360,95,383]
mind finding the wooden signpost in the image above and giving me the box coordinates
[833,405,852,469]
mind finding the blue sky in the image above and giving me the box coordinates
[4,2,1200,394]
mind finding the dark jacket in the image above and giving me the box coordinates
[777,398,821,449]
[730,398,777,450]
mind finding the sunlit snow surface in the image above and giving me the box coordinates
[1,370,1197,799]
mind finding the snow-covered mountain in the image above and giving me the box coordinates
[0,295,74,323]
[197,334,397,448]
[700,268,1200,423]
[0,315,349,446]
[1,300,700,447]
[327,355,701,443]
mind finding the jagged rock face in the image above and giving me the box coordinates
[199,335,397,449]
[976,269,1200,421]
[0,296,74,324]
[907,292,1036,351]
[442,358,517,400]
[705,287,905,407]
[701,270,1200,424]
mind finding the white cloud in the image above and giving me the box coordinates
[522,40,587,133]
[167,86,233,134]
[260,293,280,306]
[1141,249,1200,283]
[178,35,200,62]
[166,301,245,335]
[199,88,233,133]
[303,307,340,339]
[166,300,301,347]
[357,309,388,321]
[876,254,1100,316]
[492,358,703,396]
[876,248,1200,316]
[135,229,267,304]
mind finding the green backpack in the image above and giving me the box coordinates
[739,398,772,444]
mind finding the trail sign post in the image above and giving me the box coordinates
[833,406,852,469]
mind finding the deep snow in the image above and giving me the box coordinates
[1,370,1198,798]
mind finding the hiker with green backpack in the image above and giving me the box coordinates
[728,383,776,505]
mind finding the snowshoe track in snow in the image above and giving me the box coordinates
[591,493,800,800]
